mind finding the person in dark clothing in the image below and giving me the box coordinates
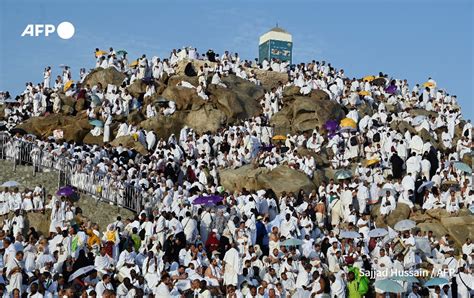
[390,151,404,179]
[426,146,439,178]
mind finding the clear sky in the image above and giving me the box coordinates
[1,0,472,120]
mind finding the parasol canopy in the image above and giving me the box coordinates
[1,181,20,187]
[281,238,304,246]
[63,80,74,92]
[56,186,75,197]
[363,75,375,82]
[340,117,357,129]
[272,135,287,141]
[334,169,352,180]
[374,279,404,293]
[89,119,104,127]
[192,195,223,206]
[394,219,416,231]
[368,228,388,238]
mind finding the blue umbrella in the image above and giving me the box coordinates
[1,181,20,187]
[281,238,304,246]
[192,195,223,206]
[391,275,419,283]
[424,277,449,287]
[374,279,404,293]
[453,161,472,174]
[90,95,102,105]
[89,119,104,127]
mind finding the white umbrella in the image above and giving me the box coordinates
[1,181,20,187]
[68,265,95,282]
[379,188,397,196]
[412,115,427,126]
[339,231,361,239]
[417,181,435,193]
[394,219,416,231]
[368,228,388,238]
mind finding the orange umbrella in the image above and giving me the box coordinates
[272,135,287,141]
[359,90,370,96]
[129,60,139,68]
[340,117,357,129]
[363,75,375,82]
[423,82,435,88]
[63,80,74,92]
[95,50,107,57]
[366,159,380,166]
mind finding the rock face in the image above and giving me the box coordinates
[271,94,345,135]
[110,136,148,155]
[83,67,126,88]
[17,114,91,143]
[253,69,289,90]
[184,105,227,134]
[371,203,411,227]
[219,165,315,195]
[139,114,185,139]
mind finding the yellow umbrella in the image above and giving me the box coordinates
[340,117,357,129]
[366,159,380,166]
[423,82,435,88]
[63,80,74,92]
[272,135,287,141]
[129,60,139,68]
[95,50,107,57]
[363,75,375,82]
[359,90,370,96]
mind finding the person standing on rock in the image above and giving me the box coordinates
[103,114,112,143]
[43,66,51,89]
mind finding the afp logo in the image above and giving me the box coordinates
[21,21,75,39]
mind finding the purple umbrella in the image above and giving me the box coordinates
[385,85,397,95]
[56,186,75,197]
[193,195,223,206]
[324,120,339,132]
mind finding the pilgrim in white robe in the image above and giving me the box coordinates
[223,247,241,286]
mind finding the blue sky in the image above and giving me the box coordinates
[1,0,472,120]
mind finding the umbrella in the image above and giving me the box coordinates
[368,228,388,238]
[63,80,74,92]
[391,275,419,283]
[68,265,95,282]
[95,50,107,57]
[423,81,436,88]
[56,186,75,197]
[453,161,472,174]
[324,120,339,132]
[417,181,435,193]
[90,95,102,105]
[192,195,223,205]
[339,231,361,239]
[363,75,375,82]
[424,277,449,287]
[412,115,427,126]
[379,188,397,196]
[385,85,397,94]
[281,238,304,246]
[129,60,139,67]
[272,135,287,141]
[340,126,357,133]
[371,77,387,87]
[366,158,380,166]
[334,169,352,180]
[470,205,474,215]
[374,279,404,293]
[340,117,357,129]
[116,50,128,56]
[3,98,18,103]
[9,128,27,135]
[358,90,370,96]
[89,119,104,127]
[394,219,416,231]
[59,64,69,68]
[1,181,20,187]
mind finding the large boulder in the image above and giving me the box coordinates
[110,136,148,155]
[161,86,204,111]
[139,113,185,139]
[253,69,289,90]
[208,75,263,121]
[271,95,344,135]
[16,114,91,143]
[184,105,226,133]
[371,203,411,227]
[440,216,474,247]
[82,67,126,88]
[219,165,315,195]
[127,110,145,126]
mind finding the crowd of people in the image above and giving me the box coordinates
[0,45,472,297]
